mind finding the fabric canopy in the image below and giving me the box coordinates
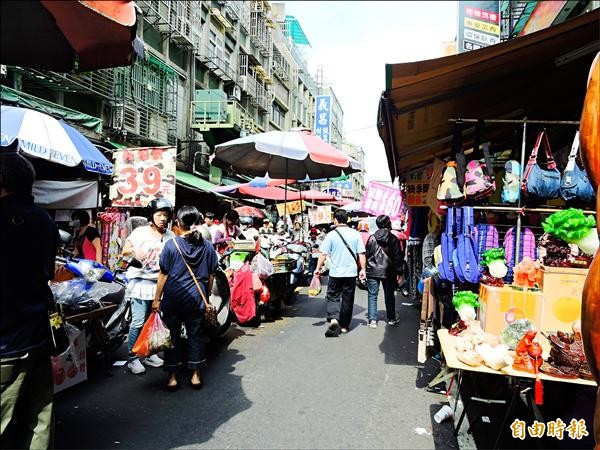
[213,184,304,201]
[378,9,600,179]
[32,179,99,209]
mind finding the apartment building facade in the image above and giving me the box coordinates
[0,1,323,185]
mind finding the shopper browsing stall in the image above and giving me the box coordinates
[71,210,102,263]
[122,198,175,375]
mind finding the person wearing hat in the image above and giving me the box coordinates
[307,227,323,275]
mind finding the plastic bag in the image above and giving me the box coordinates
[132,312,172,358]
[308,274,321,297]
[251,253,274,279]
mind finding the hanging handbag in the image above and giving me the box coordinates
[173,237,219,329]
[465,121,496,200]
[502,130,522,204]
[438,207,456,283]
[452,208,466,283]
[456,207,481,284]
[560,131,596,203]
[437,121,466,204]
[521,130,561,201]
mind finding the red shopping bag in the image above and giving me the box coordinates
[132,312,172,358]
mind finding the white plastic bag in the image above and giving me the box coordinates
[251,253,274,279]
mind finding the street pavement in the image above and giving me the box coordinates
[54,282,459,449]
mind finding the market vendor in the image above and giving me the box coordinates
[213,210,245,254]
[71,210,102,263]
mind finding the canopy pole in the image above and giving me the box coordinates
[284,159,288,230]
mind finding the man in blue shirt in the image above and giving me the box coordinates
[315,209,366,336]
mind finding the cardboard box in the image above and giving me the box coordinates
[478,284,544,337]
[52,329,87,394]
[539,265,588,334]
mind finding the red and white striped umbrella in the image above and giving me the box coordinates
[212,128,362,179]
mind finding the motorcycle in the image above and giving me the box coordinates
[53,230,138,367]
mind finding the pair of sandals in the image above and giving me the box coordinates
[166,376,203,391]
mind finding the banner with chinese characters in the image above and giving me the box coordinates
[406,165,434,207]
[458,1,500,52]
[314,95,331,143]
[308,206,332,225]
[361,181,403,219]
[110,147,176,208]
[276,200,306,216]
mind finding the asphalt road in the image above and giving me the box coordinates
[54,283,458,449]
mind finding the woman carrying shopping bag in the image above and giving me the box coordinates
[152,206,218,391]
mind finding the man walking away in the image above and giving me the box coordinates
[365,215,405,328]
[315,209,366,336]
[1,152,59,449]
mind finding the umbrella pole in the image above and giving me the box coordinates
[284,159,288,228]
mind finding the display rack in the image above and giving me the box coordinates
[446,117,591,269]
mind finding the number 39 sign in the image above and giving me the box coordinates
[110,147,176,208]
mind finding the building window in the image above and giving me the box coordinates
[271,103,284,129]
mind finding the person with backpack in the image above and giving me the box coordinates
[365,215,405,328]
[314,209,366,337]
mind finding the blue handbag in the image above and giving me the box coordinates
[560,131,596,203]
[457,207,481,284]
[438,208,456,283]
[452,208,466,283]
[521,130,561,201]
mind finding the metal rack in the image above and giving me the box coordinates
[447,117,591,269]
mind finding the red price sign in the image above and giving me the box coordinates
[110,147,176,207]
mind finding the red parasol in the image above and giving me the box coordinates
[235,206,266,219]
[1,1,140,72]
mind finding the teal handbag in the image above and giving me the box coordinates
[560,131,596,204]
[521,130,561,201]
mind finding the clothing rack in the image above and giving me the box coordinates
[446,117,591,269]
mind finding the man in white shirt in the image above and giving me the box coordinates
[122,198,175,374]
[315,209,366,337]
[204,211,221,242]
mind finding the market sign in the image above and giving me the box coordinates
[332,179,353,198]
[361,181,403,219]
[110,147,176,208]
[276,200,306,216]
[458,1,501,52]
[314,95,331,143]
[406,166,434,207]
[308,205,332,225]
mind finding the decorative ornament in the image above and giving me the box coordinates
[481,248,508,279]
[542,209,599,255]
[452,291,480,322]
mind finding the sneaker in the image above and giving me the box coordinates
[325,319,340,337]
[388,319,400,326]
[127,358,146,375]
[369,321,377,329]
[143,354,164,368]
[340,328,348,334]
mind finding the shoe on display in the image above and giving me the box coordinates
[127,358,146,375]
[143,354,164,368]
[369,321,377,329]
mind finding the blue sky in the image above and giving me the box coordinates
[281,1,458,182]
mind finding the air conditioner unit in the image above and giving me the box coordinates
[239,75,248,92]
[232,85,242,101]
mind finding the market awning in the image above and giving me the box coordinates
[378,9,600,179]
[176,170,223,195]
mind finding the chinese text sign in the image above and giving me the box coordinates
[314,95,331,143]
[361,181,403,219]
[458,1,501,53]
[110,147,176,208]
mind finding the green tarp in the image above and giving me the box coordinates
[176,170,220,193]
[0,85,103,133]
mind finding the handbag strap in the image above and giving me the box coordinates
[565,131,580,172]
[452,121,466,188]
[528,130,557,168]
[334,228,357,262]
[446,207,455,238]
[172,237,211,308]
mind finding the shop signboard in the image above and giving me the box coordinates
[458,1,501,52]
[332,179,353,198]
[276,200,306,216]
[308,205,332,225]
[361,181,403,219]
[314,95,331,143]
[406,166,434,207]
[110,147,176,208]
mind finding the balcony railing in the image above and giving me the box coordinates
[190,99,255,132]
